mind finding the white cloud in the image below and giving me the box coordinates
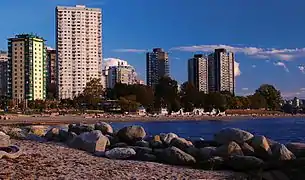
[300,88,305,91]
[252,65,256,68]
[113,49,147,53]
[298,65,305,74]
[171,44,305,61]
[242,88,249,91]
[234,61,241,77]
[273,62,289,72]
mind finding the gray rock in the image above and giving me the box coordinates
[160,146,196,166]
[0,131,10,147]
[271,143,295,160]
[134,153,157,162]
[193,139,220,148]
[69,130,109,154]
[250,135,272,160]
[105,147,136,159]
[186,147,200,159]
[199,147,217,160]
[68,124,94,135]
[129,146,152,155]
[214,128,253,144]
[150,135,163,148]
[117,126,146,143]
[226,155,264,171]
[169,137,193,151]
[161,133,178,145]
[239,142,255,156]
[45,128,76,142]
[111,142,128,148]
[95,122,113,135]
[200,156,225,170]
[214,141,243,157]
[135,140,150,148]
[0,145,22,159]
[286,142,305,158]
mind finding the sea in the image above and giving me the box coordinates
[109,117,305,143]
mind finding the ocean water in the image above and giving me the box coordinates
[109,118,305,143]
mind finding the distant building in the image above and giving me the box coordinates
[0,51,8,96]
[106,61,136,89]
[188,54,209,93]
[208,48,235,94]
[7,34,47,101]
[146,48,169,88]
[46,48,57,98]
[56,5,103,99]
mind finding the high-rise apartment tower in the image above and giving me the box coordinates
[56,5,102,99]
[146,48,169,88]
[0,51,8,96]
[188,54,208,93]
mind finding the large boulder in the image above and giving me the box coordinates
[0,131,10,147]
[161,133,178,145]
[0,145,22,159]
[134,153,156,162]
[193,139,220,149]
[271,143,295,160]
[198,147,217,160]
[105,147,136,159]
[68,124,94,135]
[186,147,200,159]
[129,146,153,156]
[94,122,113,135]
[69,130,109,154]
[135,140,150,148]
[214,128,253,144]
[110,142,128,149]
[225,155,264,171]
[29,126,48,136]
[117,126,146,143]
[45,128,76,142]
[286,142,305,158]
[169,137,193,151]
[199,156,225,170]
[4,127,27,140]
[159,146,196,166]
[150,135,163,148]
[249,135,272,160]
[214,141,243,157]
[239,142,255,156]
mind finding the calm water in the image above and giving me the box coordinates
[109,118,305,143]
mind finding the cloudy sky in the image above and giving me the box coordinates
[0,0,305,98]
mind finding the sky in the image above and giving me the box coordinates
[0,0,305,98]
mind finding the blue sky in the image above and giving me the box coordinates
[0,0,305,98]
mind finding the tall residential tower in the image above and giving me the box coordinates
[7,34,47,101]
[0,51,8,96]
[56,5,102,99]
[188,54,208,93]
[146,48,169,88]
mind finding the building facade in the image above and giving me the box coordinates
[46,48,57,99]
[56,5,103,99]
[188,54,208,93]
[0,51,8,96]
[106,62,136,89]
[146,48,169,88]
[208,48,235,94]
[7,34,47,101]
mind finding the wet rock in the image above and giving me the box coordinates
[150,135,163,148]
[249,135,272,160]
[169,137,193,151]
[159,146,196,166]
[286,142,305,158]
[214,141,243,157]
[135,140,150,148]
[225,155,264,171]
[161,133,178,145]
[94,122,113,135]
[0,131,10,147]
[105,147,136,159]
[117,126,146,144]
[214,128,253,144]
[199,147,217,160]
[69,130,109,154]
[68,124,94,135]
[271,143,295,160]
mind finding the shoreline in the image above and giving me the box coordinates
[0,113,304,126]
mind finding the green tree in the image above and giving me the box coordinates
[248,94,267,109]
[255,84,282,110]
[179,82,198,112]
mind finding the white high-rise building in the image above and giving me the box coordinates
[56,5,102,99]
[188,54,208,93]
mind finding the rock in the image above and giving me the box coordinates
[199,156,225,170]
[94,122,113,135]
[68,124,94,135]
[107,135,120,145]
[69,130,109,154]
[199,147,217,160]
[29,126,48,136]
[160,146,196,166]
[7,128,27,140]
[271,143,295,160]
[45,128,76,142]
[59,129,76,143]
[250,135,272,160]
[105,147,136,159]
[135,140,150,148]
[226,155,264,171]
[0,131,10,147]
[169,137,193,151]
[0,145,22,159]
[186,147,200,159]
[262,170,290,180]
[134,153,157,162]
[286,142,305,158]
[117,126,146,143]
[214,128,253,144]
[111,142,128,148]
[239,142,255,156]
[214,141,243,157]
[26,134,47,142]
[129,146,152,155]
[150,135,163,148]
[193,139,220,148]
[161,133,178,145]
